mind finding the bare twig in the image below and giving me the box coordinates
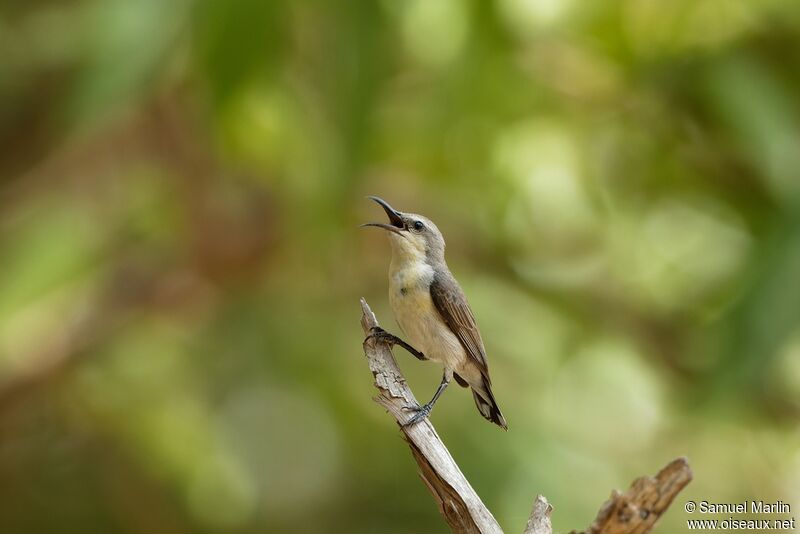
[523,495,554,534]
[359,298,692,534]
[574,458,693,534]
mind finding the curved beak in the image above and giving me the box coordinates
[361,196,406,237]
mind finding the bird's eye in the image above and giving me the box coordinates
[413,220,425,232]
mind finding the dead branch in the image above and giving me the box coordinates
[360,298,502,534]
[573,457,693,534]
[359,298,692,534]
[523,495,554,534]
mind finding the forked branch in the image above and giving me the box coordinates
[359,298,691,534]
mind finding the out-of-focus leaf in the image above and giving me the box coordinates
[68,0,189,122]
[192,0,286,108]
[704,55,800,203]
[0,199,100,321]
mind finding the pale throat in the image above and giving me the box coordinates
[388,234,427,266]
[388,236,433,295]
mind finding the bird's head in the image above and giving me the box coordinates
[362,196,445,264]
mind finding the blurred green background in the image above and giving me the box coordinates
[2,0,800,532]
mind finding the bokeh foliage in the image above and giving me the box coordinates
[1,0,800,532]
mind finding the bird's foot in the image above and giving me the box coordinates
[364,327,426,361]
[364,326,397,346]
[402,403,432,427]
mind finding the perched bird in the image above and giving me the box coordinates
[363,196,507,429]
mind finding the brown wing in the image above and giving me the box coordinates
[429,272,490,380]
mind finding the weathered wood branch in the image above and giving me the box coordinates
[359,297,692,534]
[361,297,502,533]
[523,495,554,534]
[573,457,693,534]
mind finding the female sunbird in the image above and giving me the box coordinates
[363,196,507,429]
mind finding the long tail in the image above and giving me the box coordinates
[472,379,507,430]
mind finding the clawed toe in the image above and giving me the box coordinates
[369,326,386,335]
[365,327,392,345]
[364,329,426,361]
[402,404,432,427]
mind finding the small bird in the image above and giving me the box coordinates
[363,196,507,429]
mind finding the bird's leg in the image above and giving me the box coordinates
[403,372,451,427]
[365,326,426,361]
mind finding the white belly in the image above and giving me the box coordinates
[388,264,466,370]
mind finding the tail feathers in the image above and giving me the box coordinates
[472,383,507,430]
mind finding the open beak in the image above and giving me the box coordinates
[361,196,406,237]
